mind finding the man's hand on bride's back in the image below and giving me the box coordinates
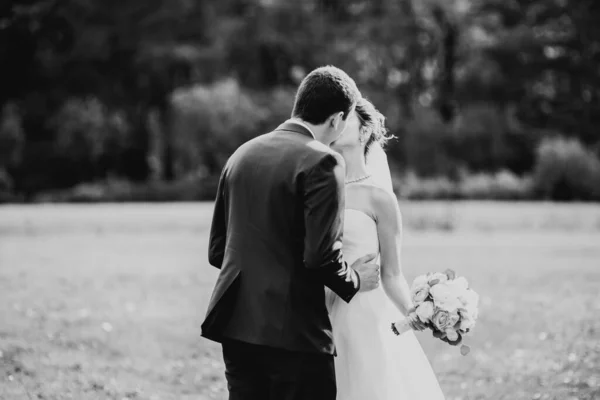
[352,253,380,292]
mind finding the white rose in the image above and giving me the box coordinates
[427,272,448,286]
[459,311,476,332]
[447,311,460,328]
[430,283,463,312]
[459,288,479,309]
[411,274,429,291]
[412,285,430,306]
[416,301,435,322]
[447,276,469,292]
[432,309,452,331]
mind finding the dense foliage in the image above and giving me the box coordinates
[1,0,599,201]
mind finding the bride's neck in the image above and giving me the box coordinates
[337,147,368,181]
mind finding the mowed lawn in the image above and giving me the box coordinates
[1,202,599,400]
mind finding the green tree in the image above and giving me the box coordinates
[468,0,600,145]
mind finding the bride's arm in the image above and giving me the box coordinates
[373,188,413,316]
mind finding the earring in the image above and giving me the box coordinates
[359,135,367,144]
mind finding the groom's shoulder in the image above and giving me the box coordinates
[232,128,344,171]
[303,139,338,158]
[303,142,344,171]
[266,129,343,168]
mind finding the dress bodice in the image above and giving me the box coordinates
[342,209,380,265]
[330,211,446,400]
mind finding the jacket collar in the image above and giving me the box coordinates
[276,119,316,139]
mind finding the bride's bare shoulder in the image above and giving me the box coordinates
[371,186,401,222]
[348,183,401,224]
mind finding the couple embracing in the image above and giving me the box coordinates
[202,66,445,400]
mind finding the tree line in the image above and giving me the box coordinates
[1,0,599,201]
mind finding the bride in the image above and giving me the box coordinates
[328,98,445,400]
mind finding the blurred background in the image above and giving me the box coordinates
[1,1,599,400]
[2,0,600,202]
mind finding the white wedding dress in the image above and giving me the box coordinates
[326,208,445,400]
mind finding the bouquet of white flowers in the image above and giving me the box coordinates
[391,269,479,355]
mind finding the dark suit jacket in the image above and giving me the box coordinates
[201,121,360,355]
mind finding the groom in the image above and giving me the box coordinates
[202,66,381,400]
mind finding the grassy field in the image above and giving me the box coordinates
[1,202,599,400]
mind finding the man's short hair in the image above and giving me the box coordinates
[292,66,361,124]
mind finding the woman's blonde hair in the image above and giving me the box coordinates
[355,98,394,156]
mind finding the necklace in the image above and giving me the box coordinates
[345,174,371,184]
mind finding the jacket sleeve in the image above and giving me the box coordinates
[303,153,360,303]
[208,167,228,269]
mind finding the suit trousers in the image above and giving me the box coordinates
[222,339,337,400]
